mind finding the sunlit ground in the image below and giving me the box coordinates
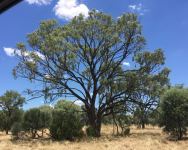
[0,125,187,150]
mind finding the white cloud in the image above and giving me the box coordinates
[54,0,89,20]
[3,47,44,61]
[129,5,137,10]
[44,74,51,79]
[122,62,130,67]
[25,0,52,5]
[74,100,83,106]
[49,103,54,108]
[34,51,45,60]
[128,3,148,16]
[3,47,16,57]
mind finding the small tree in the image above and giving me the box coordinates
[50,100,84,140]
[159,87,188,140]
[11,122,23,139]
[115,114,131,136]
[23,108,42,138]
[0,91,25,134]
[147,109,160,127]
[39,105,52,137]
[130,49,170,129]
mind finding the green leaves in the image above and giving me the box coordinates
[0,91,25,110]
[50,100,84,140]
[12,10,170,136]
[135,49,165,70]
[54,100,81,112]
[159,87,188,140]
[0,91,25,134]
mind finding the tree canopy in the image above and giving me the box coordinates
[129,49,170,128]
[159,87,188,140]
[0,90,25,134]
[13,10,169,137]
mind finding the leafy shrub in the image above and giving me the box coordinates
[0,91,25,134]
[22,106,52,138]
[159,87,188,140]
[11,122,23,139]
[23,108,42,138]
[50,110,64,140]
[86,126,96,137]
[116,114,131,136]
[39,105,52,136]
[50,100,84,140]
[123,127,130,136]
[0,109,24,134]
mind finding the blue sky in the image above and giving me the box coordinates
[0,0,188,109]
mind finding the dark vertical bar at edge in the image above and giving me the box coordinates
[0,0,22,14]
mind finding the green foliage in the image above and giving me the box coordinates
[128,49,170,129]
[13,11,146,137]
[23,108,42,138]
[102,115,114,125]
[11,122,23,139]
[132,107,148,128]
[116,114,131,135]
[13,10,171,137]
[0,111,6,131]
[147,110,160,127]
[0,90,25,109]
[54,100,81,111]
[159,87,188,140]
[50,100,84,140]
[86,126,97,137]
[22,106,52,138]
[39,105,52,129]
[50,110,64,140]
[0,91,25,134]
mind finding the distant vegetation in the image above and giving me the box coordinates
[0,88,188,140]
[0,10,187,141]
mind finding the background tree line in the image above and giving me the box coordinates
[0,87,187,140]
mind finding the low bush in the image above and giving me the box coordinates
[50,100,84,140]
[11,122,23,139]
[23,108,42,138]
[86,126,96,137]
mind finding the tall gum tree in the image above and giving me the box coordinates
[13,11,146,137]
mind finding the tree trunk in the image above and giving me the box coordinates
[112,113,119,135]
[88,117,101,137]
[42,129,44,137]
[178,127,183,140]
[177,120,183,140]
[6,129,8,135]
[87,108,102,137]
[141,121,145,129]
[31,129,37,138]
[141,112,146,129]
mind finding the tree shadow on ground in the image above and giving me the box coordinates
[130,132,161,138]
[10,137,52,146]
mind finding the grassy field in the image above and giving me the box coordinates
[0,126,187,150]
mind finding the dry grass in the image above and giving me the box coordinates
[0,126,187,150]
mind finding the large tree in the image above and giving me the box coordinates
[13,11,151,137]
[0,90,25,134]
